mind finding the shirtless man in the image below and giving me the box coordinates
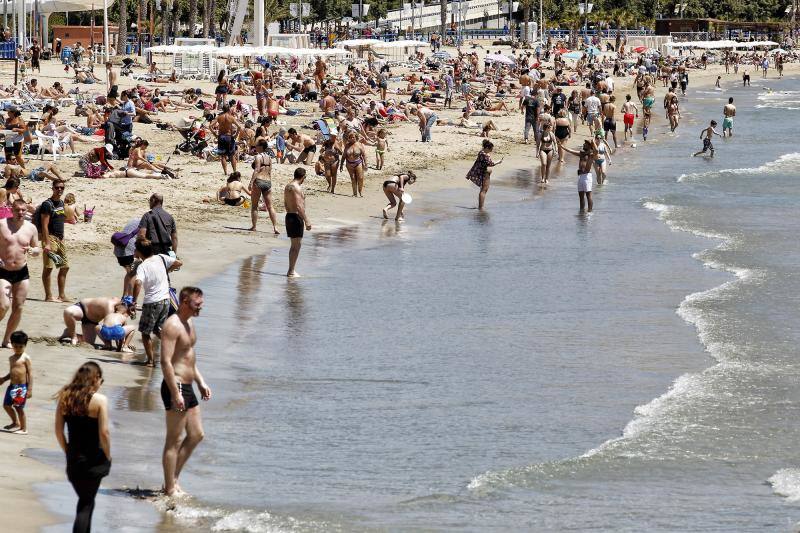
[62,296,121,346]
[105,61,118,94]
[602,95,618,148]
[722,97,736,138]
[284,168,311,278]
[314,57,327,91]
[320,89,337,117]
[560,139,598,213]
[286,128,317,165]
[160,286,210,497]
[0,200,40,348]
[211,105,242,175]
[622,94,638,141]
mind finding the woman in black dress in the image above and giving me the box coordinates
[54,362,111,533]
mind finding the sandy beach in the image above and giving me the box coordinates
[1,44,793,530]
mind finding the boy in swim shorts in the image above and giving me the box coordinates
[0,330,32,434]
[622,94,638,141]
[693,120,722,158]
[96,302,136,353]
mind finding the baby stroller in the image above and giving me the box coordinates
[121,58,136,77]
[174,126,208,157]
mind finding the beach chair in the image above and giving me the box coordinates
[34,131,61,160]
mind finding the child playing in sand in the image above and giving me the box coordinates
[0,330,32,434]
[375,129,389,170]
[95,302,136,353]
[64,193,80,224]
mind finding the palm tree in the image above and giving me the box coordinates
[188,0,197,37]
[118,0,128,54]
[264,0,290,34]
[161,0,170,42]
[440,0,447,36]
[518,0,535,42]
[171,0,181,37]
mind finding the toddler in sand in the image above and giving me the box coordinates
[95,302,136,353]
[0,330,32,434]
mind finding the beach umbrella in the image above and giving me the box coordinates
[485,53,515,65]
[563,51,583,60]
[769,48,788,55]
[556,47,571,54]
[432,51,451,59]
[586,46,601,55]
[632,45,648,53]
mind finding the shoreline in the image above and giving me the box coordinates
[4,56,787,530]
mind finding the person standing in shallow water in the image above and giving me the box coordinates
[466,139,503,210]
[284,168,312,278]
[161,286,210,497]
[54,362,111,533]
[560,139,598,213]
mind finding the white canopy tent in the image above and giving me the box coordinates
[335,38,385,48]
[3,0,116,59]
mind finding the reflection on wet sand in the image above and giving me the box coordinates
[116,365,160,413]
[380,219,404,239]
[284,280,305,335]
[235,255,268,322]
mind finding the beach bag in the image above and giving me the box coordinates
[85,162,104,178]
[160,255,179,316]
[31,199,53,233]
[111,227,137,248]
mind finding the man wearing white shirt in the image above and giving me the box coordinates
[585,92,602,133]
[132,238,182,367]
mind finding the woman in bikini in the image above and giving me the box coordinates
[218,172,249,206]
[553,110,572,163]
[248,140,279,235]
[340,132,368,197]
[319,138,341,194]
[536,123,557,184]
[215,72,229,110]
[127,139,177,177]
[382,170,417,221]
[593,131,613,185]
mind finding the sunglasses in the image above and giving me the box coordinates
[53,186,65,190]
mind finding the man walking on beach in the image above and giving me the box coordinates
[138,194,178,256]
[40,179,69,303]
[211,105,242,175]
[284,168,311,278]
[132,238,182,366]
[161,286,210,497]
[0,199,40,347]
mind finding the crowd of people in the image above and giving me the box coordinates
[0,31,790,531]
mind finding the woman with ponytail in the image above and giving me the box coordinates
[54,362,111,533]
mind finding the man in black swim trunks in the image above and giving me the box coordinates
[161,286,210,497]
[211,105,242,176]
[62,297,122,346]
[0,199,40,348]
[283,168,311,278]
[286,128,317,166]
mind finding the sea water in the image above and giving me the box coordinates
[44,77,800,531]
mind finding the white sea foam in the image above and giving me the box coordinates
[469,191,765,495]
[148,498,328,533]
[769,469,800,502]
[676,152,800,182]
